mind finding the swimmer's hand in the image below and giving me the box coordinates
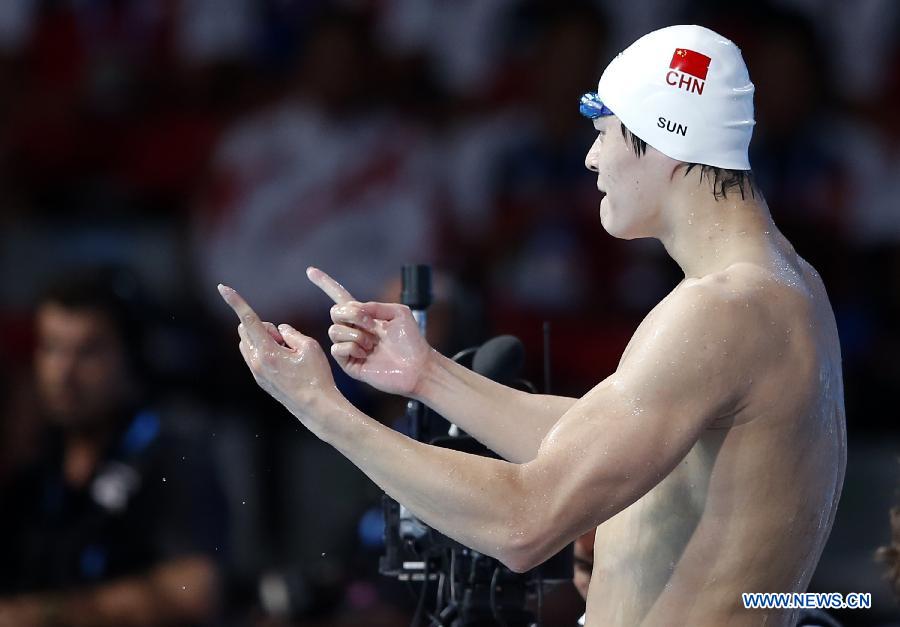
[218,284,343,433]
[307,266,433,397]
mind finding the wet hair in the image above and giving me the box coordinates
[620,123,758,201]
[876,506,900,599]
[37,266,149,379]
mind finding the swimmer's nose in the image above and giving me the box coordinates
[585,141,600,172]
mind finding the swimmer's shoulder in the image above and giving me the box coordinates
[666,266,799,426]
[672,263,770,317]
[672,263,793,347]
[683,261,810,308]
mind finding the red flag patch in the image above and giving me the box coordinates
[670,48,711,80]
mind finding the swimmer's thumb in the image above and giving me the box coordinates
[278,324,311,351]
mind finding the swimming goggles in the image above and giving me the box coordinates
[579,92,614,119]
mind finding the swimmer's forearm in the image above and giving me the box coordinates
[319,396,532,570]
[414,351,576,463]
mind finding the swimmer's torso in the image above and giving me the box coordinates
[585,250,846,627]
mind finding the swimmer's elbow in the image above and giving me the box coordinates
[501,536,538,574]
[503,537,562,573]
[502,522,552,574]
[502,557,532,575]
[499,469,582,572]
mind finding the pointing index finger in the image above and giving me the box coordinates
[307,266,355,305]
[218,284,272,347]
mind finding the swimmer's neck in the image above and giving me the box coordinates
[657,187,780,280]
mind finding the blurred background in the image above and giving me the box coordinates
[0,0,898,625]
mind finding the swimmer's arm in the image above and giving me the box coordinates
[315,352,691,574]
[319,402,539,571]
[318,284,762,572]
[415,351,577,462]
[218,284,568,571]
[509,282,767,569]
[307,266,575,462]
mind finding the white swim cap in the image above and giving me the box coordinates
[582,25,755,170]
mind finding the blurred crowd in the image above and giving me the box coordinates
[0,0,898,625]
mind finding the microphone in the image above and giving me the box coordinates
[472,335,525,385]
[398,264,435,455]
[397,265,434,542]
[401,264,432,336]
[445,335,525,438]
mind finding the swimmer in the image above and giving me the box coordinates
[220,25,846,626]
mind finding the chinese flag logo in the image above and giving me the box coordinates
[670,48,711,80]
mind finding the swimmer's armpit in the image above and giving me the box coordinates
[574,556,593,573]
